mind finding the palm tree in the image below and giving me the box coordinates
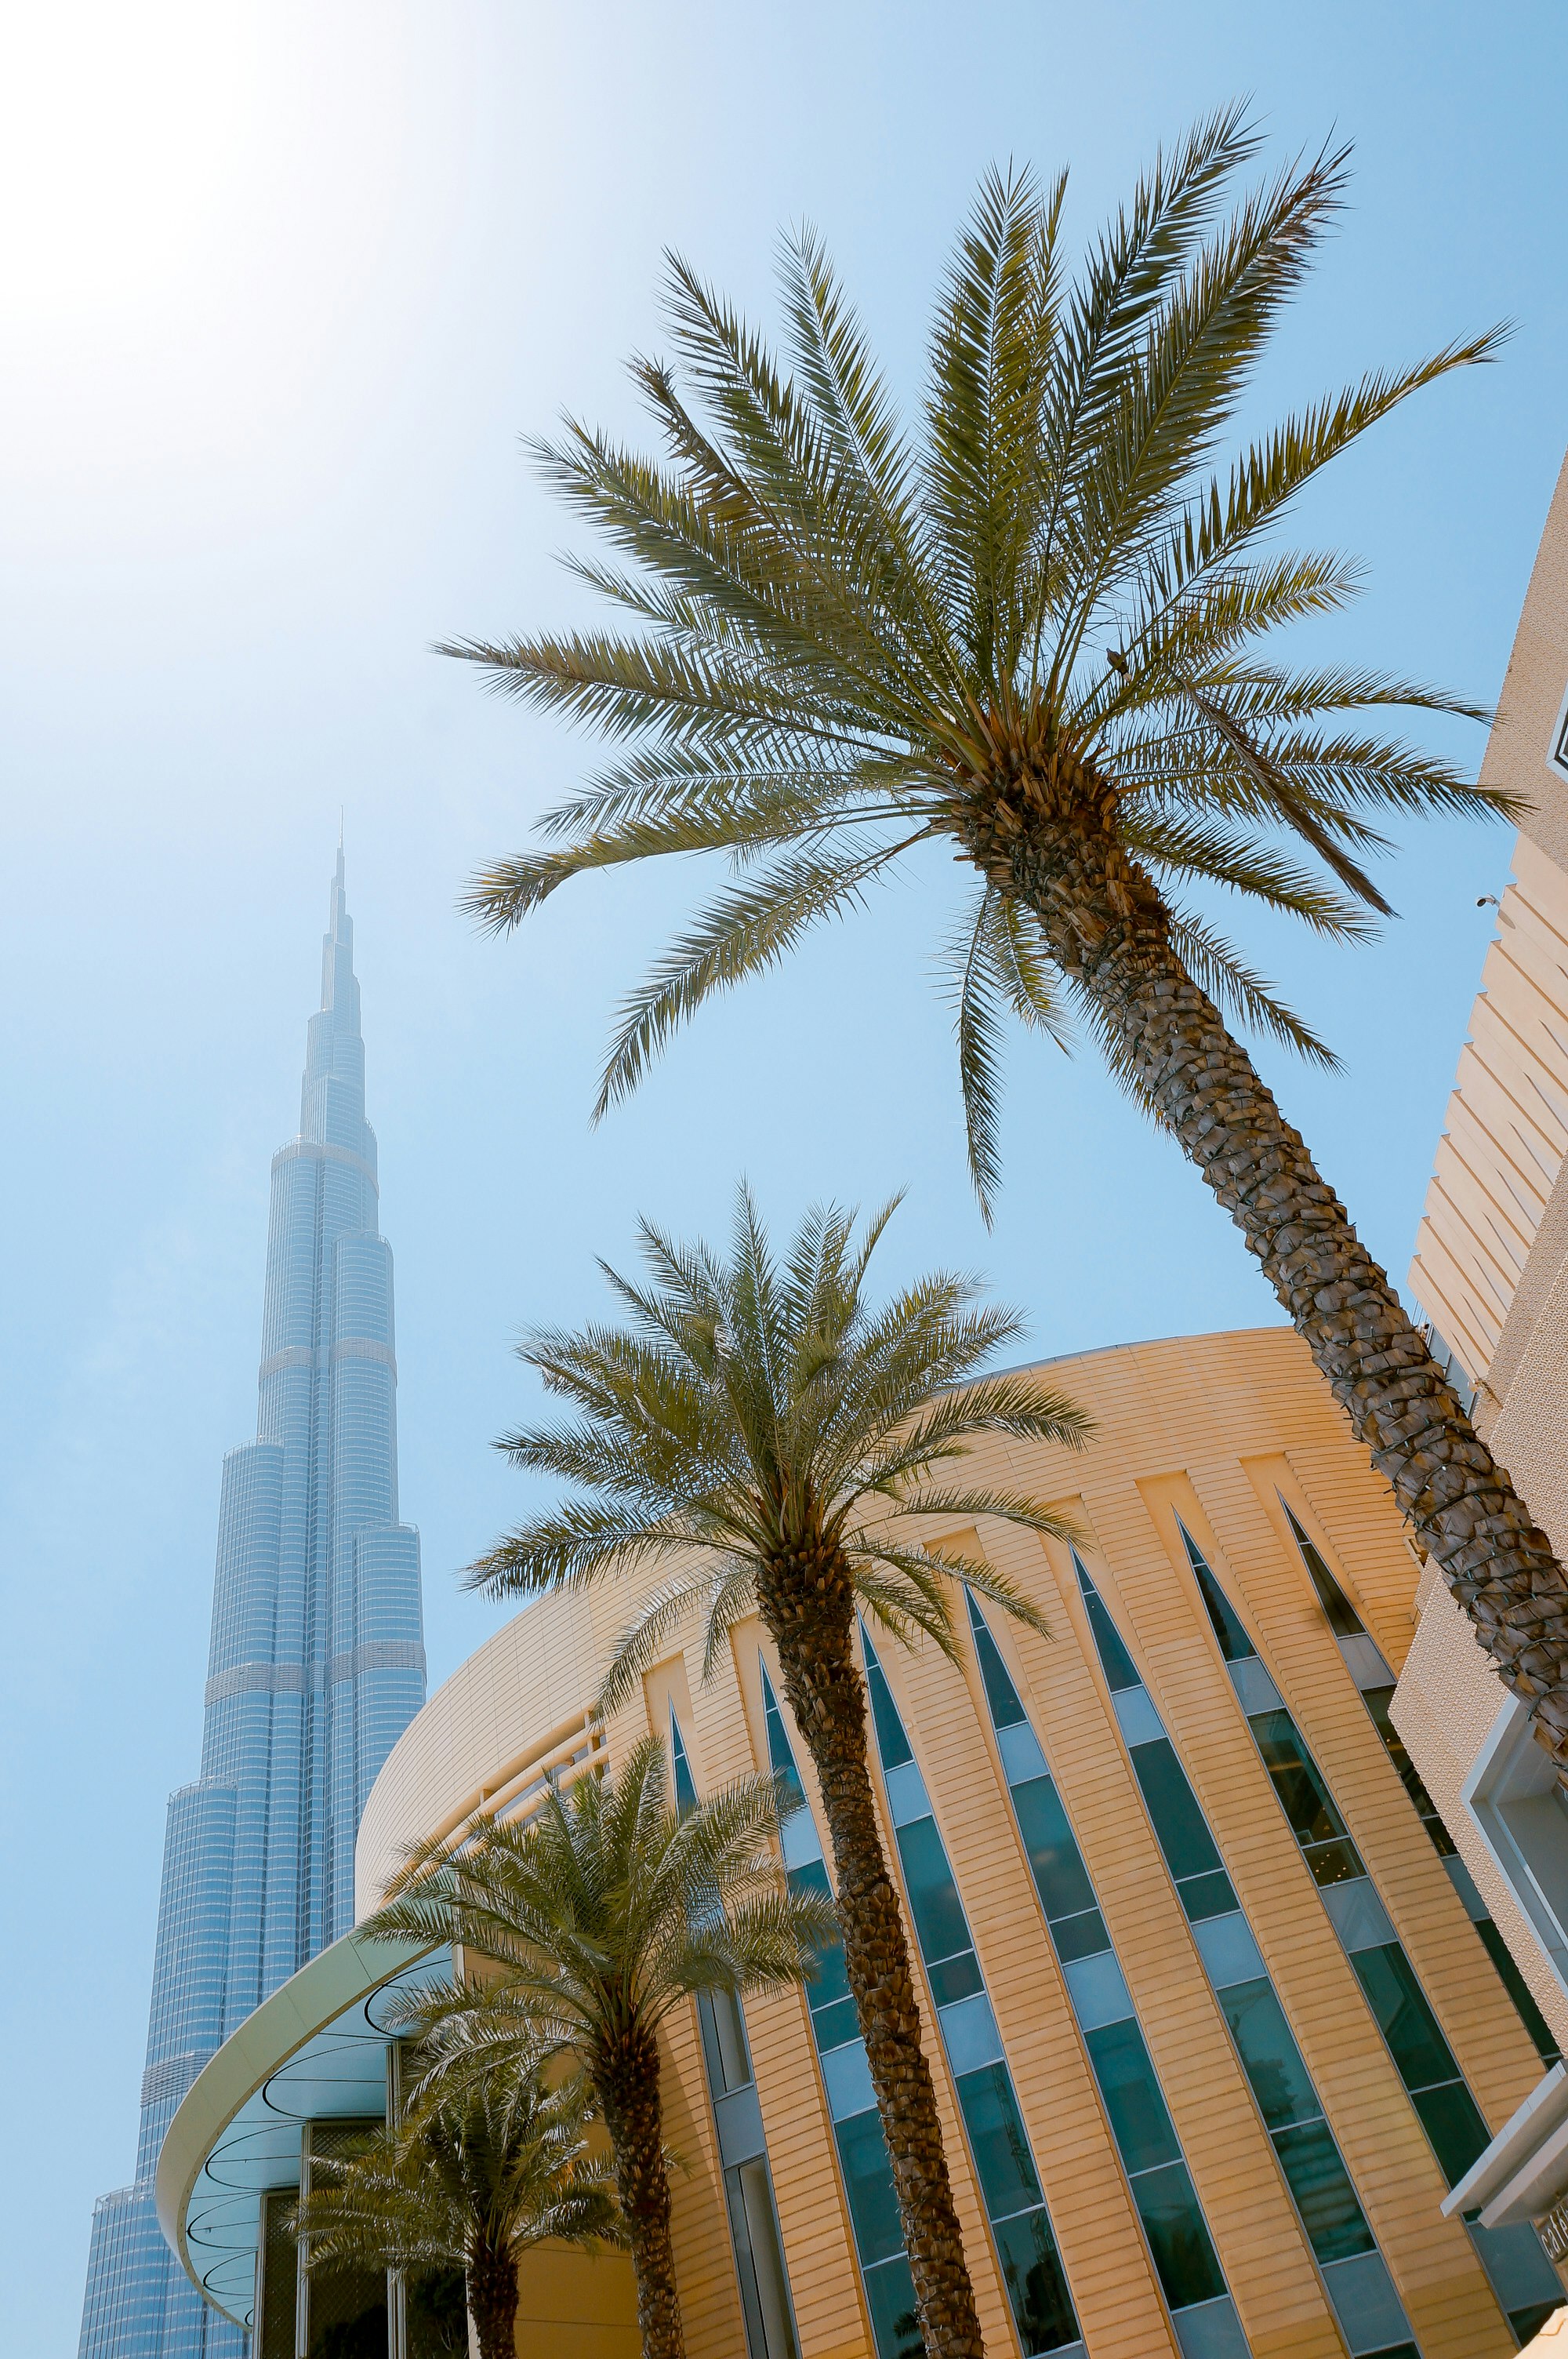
[461,1189,1090,2359]
[362,1737,833,2359]
[289,2032,618,2359]
[450,114,1568,1777]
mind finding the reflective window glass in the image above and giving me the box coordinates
[1181,1532,1254,1663]
[1131,1741,1225,1882]
[990,2208,1078,2356]
[953,2063,1043,2218]
[1129,2161,1227,2310]
[834,2111,905,2265]
[861,2255,922,2359]
[864,1653,913,1768]
[1271,2123,1375,2262]
[1219,1979,1320,2130]
[1011,1775,1097,1925]
[1408,2081,1488,2186]
[1076,1562,1142,1692]
[895,1816,973,1968]
[968,1600,1027,1728]
[1249,1712,1348,1848]
[1348,1943,1463,2095]
[1083,2019,1181,2175]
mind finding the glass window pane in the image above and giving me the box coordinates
[834,2110,905,2266]
[954,2062,1043,2217]
[1409,2081,1489,2185]
[1271,2122,1375,2261]
[1011,1776,1098,1925]
[1178,1869,1239,1923]
[1083,2018,1181,2175]
[1131,1741,1225,1882]
[1301,1838,1363,1888]
[1076,1565,1141,1692]
[861,2255,922,2359]
[1348,1944,1463,2094]
[1286,1509,1365,1639]
[790,1860,854,2020]
[1130,2161,1226,2309]
[927,1950,985,2007]
[1052,1906,1111,1963]
[865,1654,914,1768]
[1220,1978,1321,2130]
[895,1816,973,1968]
[1249,1712,1347,1847]
[1184,1539,1255,1663]
[991,2207,1079,2356]
[970,1602,1027,1728]
[809,1995,860,2052]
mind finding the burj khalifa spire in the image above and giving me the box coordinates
[78,852,427,2357]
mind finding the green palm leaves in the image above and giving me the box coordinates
[456,107,1507,1212]
[465,1187,1090,1696]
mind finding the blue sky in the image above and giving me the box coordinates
[5,3,1567,2346]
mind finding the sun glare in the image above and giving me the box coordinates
[0,5,260,325]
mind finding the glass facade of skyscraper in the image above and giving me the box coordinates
[77,855,426,2357]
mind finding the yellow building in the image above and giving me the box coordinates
[1393,449,1568,2273]
[161,1329,1568,2358]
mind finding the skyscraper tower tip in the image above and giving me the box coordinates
[78,855,426,2359]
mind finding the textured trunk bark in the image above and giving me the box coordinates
[994,795,1568,1769]
[760,1550,985,2359]
[598,2031,687,2359]
[466,2243,519,2359]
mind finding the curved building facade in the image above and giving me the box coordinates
[80,854,427,2358]
[165,1327,1567,2358]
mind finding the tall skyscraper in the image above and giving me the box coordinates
[78,854,426,2357]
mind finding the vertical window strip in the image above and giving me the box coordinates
[669,1710,800,2359]
[856,1626,1083,2359]
[1073,1554,1420,2359]
[964,1590,1250,2359]
[757,1665,924,2359]
[1279,1499,1560,2069]
[1178,1524,1564,2346]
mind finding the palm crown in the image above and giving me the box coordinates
[292,2037,616,2277]
[466,1187,1091,1698]
[365,1737,833,2050]
[457,107,1508,1209]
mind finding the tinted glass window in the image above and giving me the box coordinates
[1270,2122,1374,2260]
[992,2208,1078,2355]
[834,2111,905,2265]
[1349,1943,1462,2093]
[1220,1978,1319,2130]
[954,2063,1042,2218]
[1250,1712,1348,1848]
[1131,1740,1224,1882]
[1083,2018,1181,2175]
[1129,2161,1227,2309]
[1011,1776,1096,1925]
[895,1816,972,1968]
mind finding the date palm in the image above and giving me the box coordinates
[362,1736,833,2359]
[454,115,1568,1777]
[463,1188,1091,2359]
[289,2033,617,2359]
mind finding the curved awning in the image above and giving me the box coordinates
[155,1929,445,2328]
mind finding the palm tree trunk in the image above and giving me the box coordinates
[466,2242,519,2359]
[1004,806,1568,1771]
[762,1557,985,2359]
[597,2030,687,2359]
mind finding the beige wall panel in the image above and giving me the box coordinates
[510,2244,640,2358]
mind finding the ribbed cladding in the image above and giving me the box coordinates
[136,1782,236,2178]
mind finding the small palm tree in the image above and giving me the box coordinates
[463,1190,1090,2359]
[453,117,1568,1775]
[363,1738,833,2359]
[290,2034,617,2359]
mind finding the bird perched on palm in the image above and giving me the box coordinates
[452,109,1568,1784]
[463,1188,1091,2359]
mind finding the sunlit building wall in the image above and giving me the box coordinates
[164,1325,1565,2358]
